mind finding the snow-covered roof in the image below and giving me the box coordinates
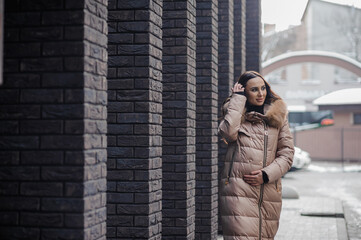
[262,50,361,71]
[313,88,361,105]
[288,105,307,112]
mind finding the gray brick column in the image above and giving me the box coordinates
[195,0,219,239]
[107,0,163,239]
[234,0,246,79]
[246,0,261,71]
[162,1,197,239]
[0,1,108,239]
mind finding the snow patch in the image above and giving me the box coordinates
[308,164,361,173]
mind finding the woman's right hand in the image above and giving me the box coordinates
[231,82,244,93]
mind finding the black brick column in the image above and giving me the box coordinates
[218,0,234,105]
[234,0,246,78]
[82,1,108,239]
[107,0,163,239]
[162,1,197,239]
[195,0,219,239]
[0,1,108,239]
[245,0,261,72]
[217,0,234,233]
[218,0,234,153]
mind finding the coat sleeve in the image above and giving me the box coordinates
[218,94,247,143]
[262,118,295,183]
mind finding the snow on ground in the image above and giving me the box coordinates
[307,164,361,173]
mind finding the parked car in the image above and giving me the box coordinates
[291,147,311,170]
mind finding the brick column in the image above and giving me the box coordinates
[162,1,197,239]
[107,0,163,239]
[218,0,234,152]
[246,0,261,71]
[234,0,246,78]
[0,1,108,239]
[218,0,234,105]
[195,0,219,239]
[217,0,234,233]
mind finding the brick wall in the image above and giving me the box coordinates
[0,0,108,239]
[218,0,235,160]
[246,0,261,72]
[162,0,197,239]
[234,0,246,79]
[0,0,261,239]
[218,0,234,105]
[195,0,219,239]
[107,0,163,239]
[217,0,235,233]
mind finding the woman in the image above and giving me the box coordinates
[219,71,294,240]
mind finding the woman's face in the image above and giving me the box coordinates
[245,77,267,106]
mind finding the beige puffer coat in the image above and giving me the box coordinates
[219,94,294,240]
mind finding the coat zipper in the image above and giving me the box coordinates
[259,122,268,240]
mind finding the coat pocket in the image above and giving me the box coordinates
[238,128,251,137]
[275,179,281,193]
[237,128,253,163]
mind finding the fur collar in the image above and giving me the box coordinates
[221,97,288,129]
[242,99,288,129]
[262,99,288,128]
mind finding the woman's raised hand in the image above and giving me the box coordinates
[231,82,245,93]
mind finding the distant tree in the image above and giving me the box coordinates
[262,25,305,62]
[332,6,361,61]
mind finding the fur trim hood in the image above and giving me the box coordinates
[222,96,288,129]
[259,99,288,128]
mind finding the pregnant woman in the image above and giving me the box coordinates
[219,71,295,240]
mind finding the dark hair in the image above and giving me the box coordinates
[220,71,281,119]
[237,70,280,104]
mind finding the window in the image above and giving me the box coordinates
[353,113,361,125]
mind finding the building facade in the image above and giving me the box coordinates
[262,0,361,113]
[0,0,261,239]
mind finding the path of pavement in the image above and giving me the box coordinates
[276,196,348,240]
[217,196,348,240]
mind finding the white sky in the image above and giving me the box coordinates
[262,0,361,31]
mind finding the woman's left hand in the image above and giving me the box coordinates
[244,170,264,186]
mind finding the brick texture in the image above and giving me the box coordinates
[0,0,108,239]
[234,0,246,79]
[0,0,262,239]
[217,0,235,233]
[107,0,163,239]
[218,0,234,103]
[245,0,261,72]
[218,0,235,157]
[162,0,197,239]
[195,0,219,239]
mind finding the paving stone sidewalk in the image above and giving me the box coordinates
[276,197,348,240]
[218,197,348,240]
